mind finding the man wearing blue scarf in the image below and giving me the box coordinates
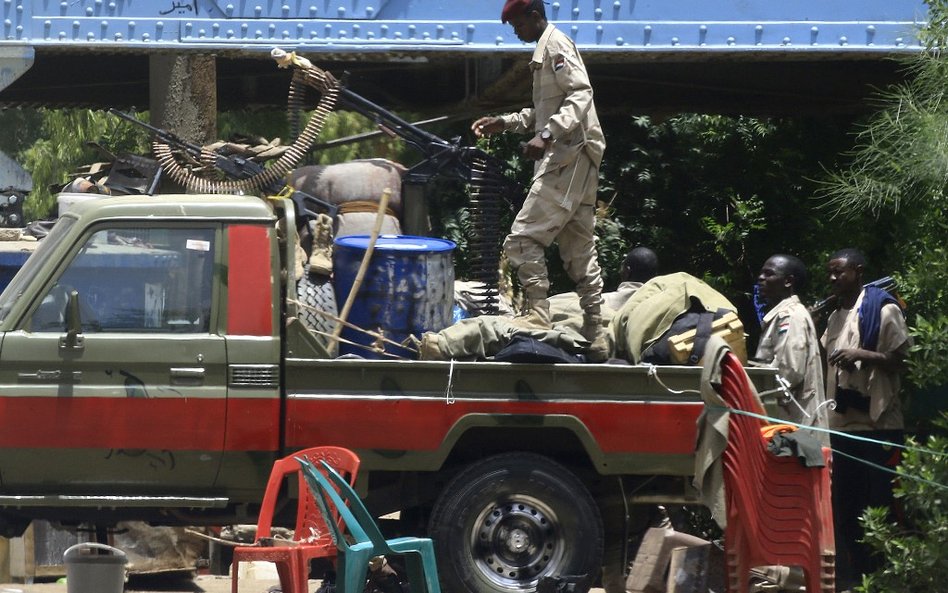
[754,254,827,440]
[821,248,911,592]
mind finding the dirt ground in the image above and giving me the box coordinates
[0,574,609,593]
[0,573,281,593]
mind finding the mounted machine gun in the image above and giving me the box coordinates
[275,49,524,314]
[116,49,523,315]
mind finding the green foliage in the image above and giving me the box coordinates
[813,4,948,588]
[897,197,948,388]
[594,199,627,290]
[5,106,416,221]
[218,108,412,166]
[858,415,948,593]
[309,110,409,165]
[0,109,44,157]
[814,6,948,395]
[596,112,891,325]
[18,109,149,220]
[907,315,948,389]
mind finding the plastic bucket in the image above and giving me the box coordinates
[333,234,455,359]
[63,543,127,593]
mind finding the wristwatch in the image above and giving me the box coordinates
[540,128,553,142]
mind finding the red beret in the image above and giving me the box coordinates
[501,0,535,24]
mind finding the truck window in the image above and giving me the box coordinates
[29,226,216,333]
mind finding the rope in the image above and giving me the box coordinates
[445,358,456,405]
[719,405,947,458]
[305,326,409,360]
[831,447,948,491]
[289,297,418,353]
[645,364,701,395]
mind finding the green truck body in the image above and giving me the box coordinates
[0,194,777,593]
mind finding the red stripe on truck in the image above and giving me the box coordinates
[227,225,273,337]
[0,396,697,455]
[0,396,280,451]
[285,398,701,454]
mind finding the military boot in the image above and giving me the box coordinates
[510,298,552,330]
[308,213,334,277]
[582,312,610,362]
[416,333,445,361]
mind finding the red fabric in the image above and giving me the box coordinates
[717,352,836,593]
[231,446,361,593]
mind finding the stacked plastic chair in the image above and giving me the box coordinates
[717,351,835,593]
[231,446,360,593]
[298,457,442,593]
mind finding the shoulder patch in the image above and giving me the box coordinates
[553,56,567,72]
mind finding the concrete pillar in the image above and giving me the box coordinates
[149,54,217,144]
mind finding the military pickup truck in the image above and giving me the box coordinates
[0,194,776,593]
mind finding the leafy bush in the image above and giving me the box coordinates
[858,415,948,592]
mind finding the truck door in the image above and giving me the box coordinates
[0,223,226,492]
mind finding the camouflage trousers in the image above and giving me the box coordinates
[437,316,589,360]
[503,151,604,312]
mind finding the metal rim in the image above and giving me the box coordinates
[469,494,566,591]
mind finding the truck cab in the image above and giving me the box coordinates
[0,195,283,529]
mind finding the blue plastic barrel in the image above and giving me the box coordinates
[333,235,455,359]
[0,250,32,294]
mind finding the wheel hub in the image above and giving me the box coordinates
[471,496,565,591]
[504,527,530,553]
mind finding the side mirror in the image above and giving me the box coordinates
[60,290,84,349]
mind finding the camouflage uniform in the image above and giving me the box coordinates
[754,294,828,443]
[499,24,606,312]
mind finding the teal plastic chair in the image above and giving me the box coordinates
[296,457,442,593]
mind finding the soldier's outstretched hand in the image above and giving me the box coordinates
[472,116,504,138]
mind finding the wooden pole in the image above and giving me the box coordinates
[327,187,392,352]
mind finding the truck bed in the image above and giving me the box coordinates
[284,358,778,476]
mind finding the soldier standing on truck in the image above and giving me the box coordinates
[471,0,609,361]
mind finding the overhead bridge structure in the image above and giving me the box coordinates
[0,1,931,115]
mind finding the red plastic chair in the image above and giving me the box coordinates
[716,352,835,593]
[231,446,361,593]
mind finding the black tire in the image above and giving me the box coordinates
[428,453,603,593]
[297,268,338,339]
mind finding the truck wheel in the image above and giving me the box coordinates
[297,268,337,338]
[428,453,603,593]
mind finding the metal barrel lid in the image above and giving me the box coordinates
[334,234,456,252]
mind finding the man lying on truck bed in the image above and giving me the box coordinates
[415,253,745,367]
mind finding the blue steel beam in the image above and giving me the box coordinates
[0,1,929,57]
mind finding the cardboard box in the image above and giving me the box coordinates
[626,528,710,593]
[666,543,726,593]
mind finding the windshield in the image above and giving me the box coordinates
[0,217,77,323]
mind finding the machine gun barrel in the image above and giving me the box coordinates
[108,108,265,181]
[337,88,449,155]
[108,108,339,218]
